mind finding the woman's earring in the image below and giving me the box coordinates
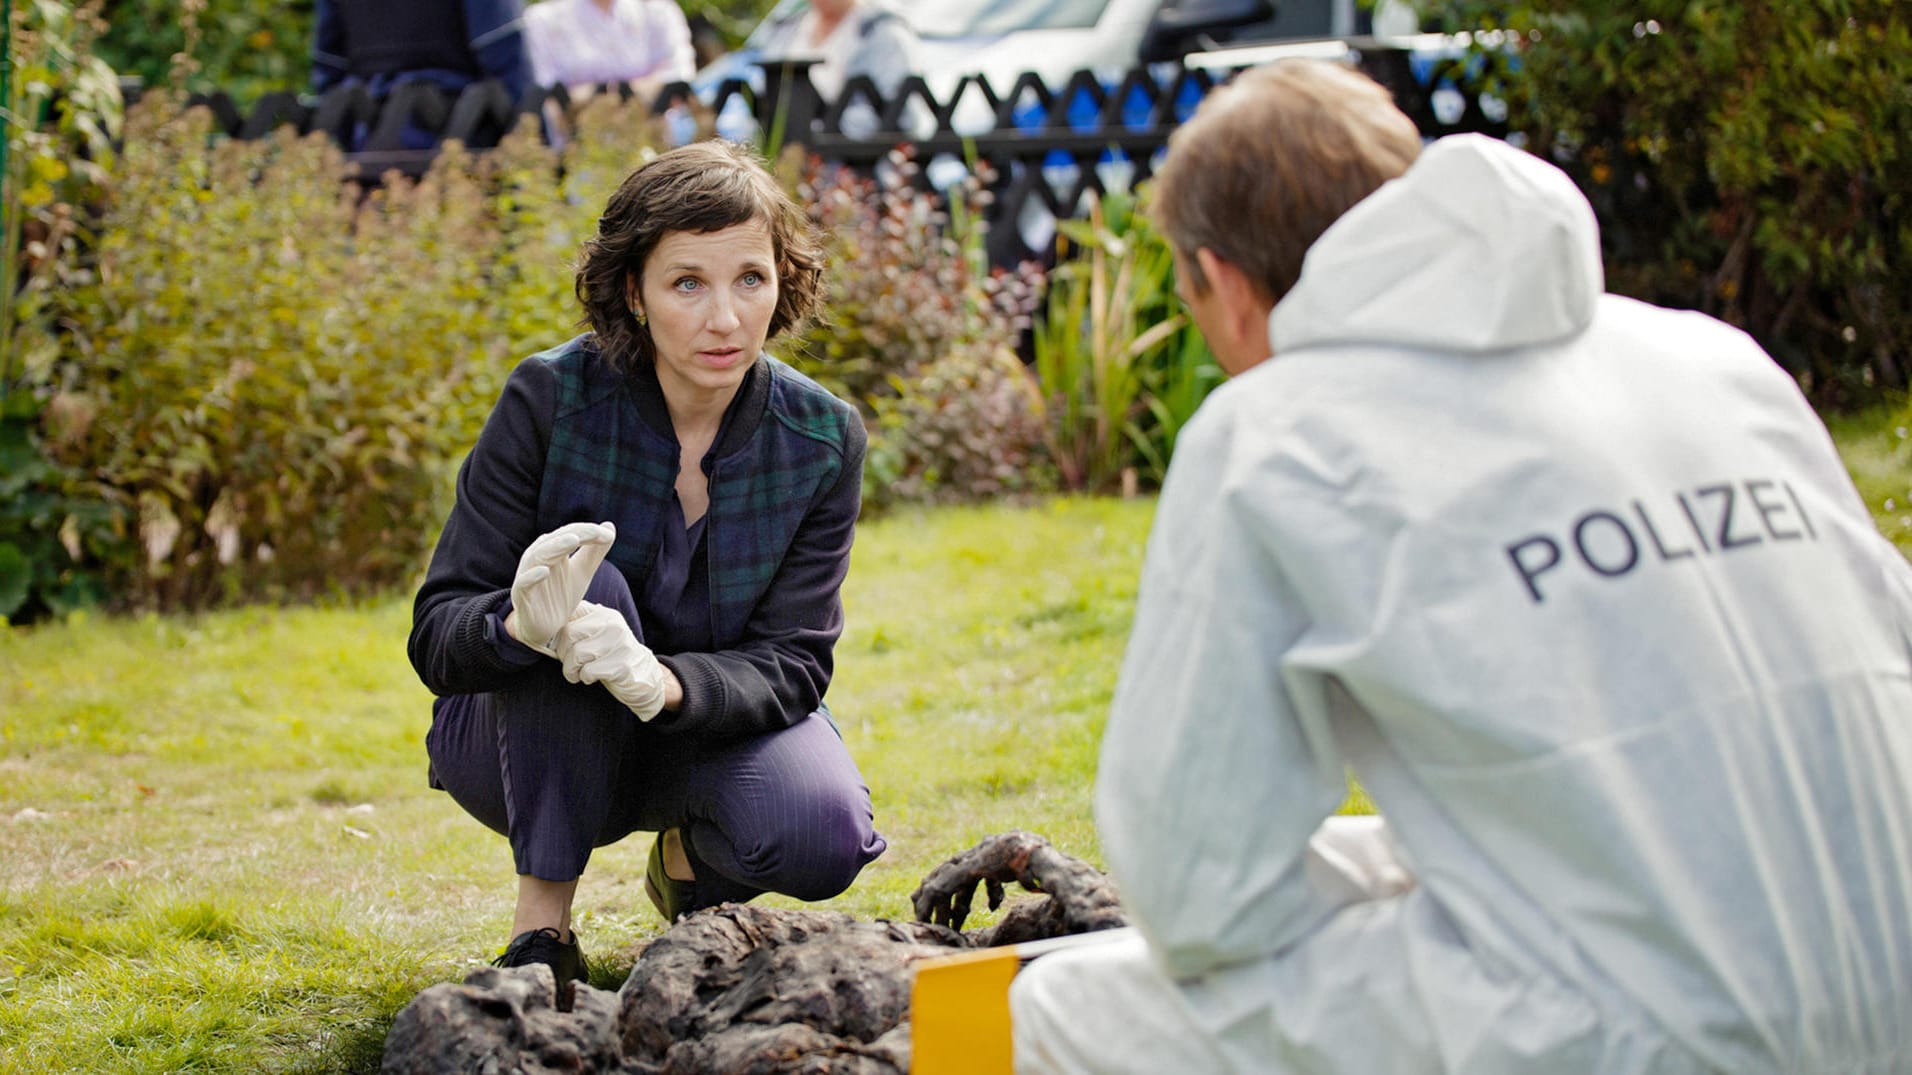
[630,306,647,327]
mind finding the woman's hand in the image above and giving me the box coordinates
[553,601,672,721]
[506,521,616,656]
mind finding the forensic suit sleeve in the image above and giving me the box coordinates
[1094,382,1358,980]
[408,358,555,695]
[654,415,865,739]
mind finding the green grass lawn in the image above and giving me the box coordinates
[1824,399,1912,557]
[2,404,1906,1074]
[0,497,1155,1074]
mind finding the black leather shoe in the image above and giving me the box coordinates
[493,927,589,1011]
[646,829,695,924]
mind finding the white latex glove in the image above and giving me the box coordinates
[507,521,616,657]
[553,601,668,721]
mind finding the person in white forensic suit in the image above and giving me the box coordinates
[1009,58,1912,1074]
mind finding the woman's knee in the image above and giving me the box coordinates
[720,788,882,901]
[426,694,510,836]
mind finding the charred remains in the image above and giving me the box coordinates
[381,831,1124,1074]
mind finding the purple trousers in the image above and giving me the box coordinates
[426,567,886,910]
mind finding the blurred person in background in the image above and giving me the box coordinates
[311,0,532,110]
[1009,58,1912,1074]
[687,13,729,69]
[756,0,921,139]
[523,0,696,103]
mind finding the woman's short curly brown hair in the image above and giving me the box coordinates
[576,140,826,374]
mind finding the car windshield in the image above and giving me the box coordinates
[910,0,1116,37]
[746,0,1119,44]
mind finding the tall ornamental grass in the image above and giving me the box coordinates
[1035,189,1219,494]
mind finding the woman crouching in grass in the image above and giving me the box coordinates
[408,140,886,1008]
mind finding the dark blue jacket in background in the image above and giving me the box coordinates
[311,0,532,102]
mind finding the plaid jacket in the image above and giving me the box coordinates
[410,334,866,739]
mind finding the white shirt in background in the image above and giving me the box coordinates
[524,0,695,91]
[758,2,922,139]
[785,8,868,101]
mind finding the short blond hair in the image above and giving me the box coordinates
[1152,60,1422,303]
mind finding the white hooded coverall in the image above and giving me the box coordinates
[1010,135,1912,1073]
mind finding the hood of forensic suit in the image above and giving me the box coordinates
[1270,133,1605,357]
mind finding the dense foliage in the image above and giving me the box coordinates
[96,0,313,99]
[1428,0,1912,403]
[6,86,1136,619]
[2,0,123,622]
[25,94,667,615]
[7,66,1221,620]
[791,153,1052,506]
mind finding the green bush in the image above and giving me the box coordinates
[864,346,1055,507]
[38,93,665,612]
[1,0,125,622]
[25,71,1078,610]
[1430,0,1912,404]
[0,393,118,620]
[31,49,1252,608]
[97,0,313,99]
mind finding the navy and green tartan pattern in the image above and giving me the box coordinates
[536,340,679,587]
[704,414,841,639]
[534,338,855,648]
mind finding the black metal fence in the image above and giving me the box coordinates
[166,42,1505,267]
